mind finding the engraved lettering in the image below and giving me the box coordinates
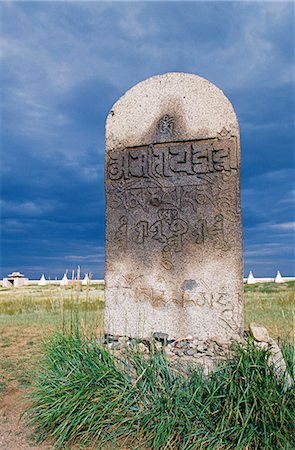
[192,142,213,173]
[150,220,166,244]
[158,207,178,225]
[127,188,145,209]
[169,146,194,174]
[114,216,127,250]
[158,114,174,134]
[133,221,149,244]
[192,219,206,244]
[108,152,125,180]
[128,150,145,178]
[107,136,238,182]
[161,245,174,270]
[151,146,173,178]
[168,219,188,252]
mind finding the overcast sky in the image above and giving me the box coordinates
[1,1,294,279]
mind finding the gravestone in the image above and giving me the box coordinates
[104,73,243,342]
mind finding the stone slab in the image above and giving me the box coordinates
[104,72,243,341]
[250,323,270,342]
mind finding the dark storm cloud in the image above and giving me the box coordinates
[0,1,294,278]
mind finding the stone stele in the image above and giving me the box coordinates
[104,72,243,341]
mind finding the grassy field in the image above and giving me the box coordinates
[0,284,105,449]
[244,280,295,339]
[0,282,294,449]
[0,284,104,391]
[0,282,294,387]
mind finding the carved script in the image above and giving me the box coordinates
[108,131,239,269]
[158,114,175,134]
[108,136,238,182]
[131,287,242,332]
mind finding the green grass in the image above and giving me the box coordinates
[244,281,295,339]
[281,338,295,379]
[0,284,104,315]
[0,285,104,393]
[244,280,295,294]
[0,282,293,337]
[0,284,104,334]
[26,325,295,450]
[0,283,294,449]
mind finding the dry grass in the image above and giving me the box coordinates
[244,281,295,339]
[0,281,294,391]
[0,282,294,449]
[0,285,104,391]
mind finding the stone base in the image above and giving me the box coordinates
[101,328,293,388]
[249,323,293,390]
[102,333,243,375]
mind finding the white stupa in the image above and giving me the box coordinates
[38,274,47,286]
[247,270,256,284]
[274,270,284,283]
[60,273,69,286]
[82,273,90,286]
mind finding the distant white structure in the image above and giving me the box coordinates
[82,273,90,286]
[38,274,47,286]
[245,271,273,284]
[0,271,104,288]
[274,270,285,283]
[247,271,256,285]
[243,270,294,284]
[60,273,69,286]
[2,271,28,288]
[2,270,292,288]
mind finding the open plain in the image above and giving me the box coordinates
[0,282,294,449]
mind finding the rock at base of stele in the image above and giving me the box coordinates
[250,322,270,342]
[103,329,293,388]
[103,333,242,375]
[250,323,293,391]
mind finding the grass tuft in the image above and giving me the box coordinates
[26,326,295,449]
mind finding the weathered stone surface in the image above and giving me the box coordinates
[250,323,270,342]
[104,72,243,341]
[152,332,168,343]
[268,338,293,390]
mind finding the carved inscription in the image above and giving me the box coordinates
[158,114,175,135]
[130,287,242,332]
[193,214,229,250]
[107,131,239,269]
[108,135,237,182]
[112,210,230,270]
[108,178,240,221]
[114,216,127,250]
